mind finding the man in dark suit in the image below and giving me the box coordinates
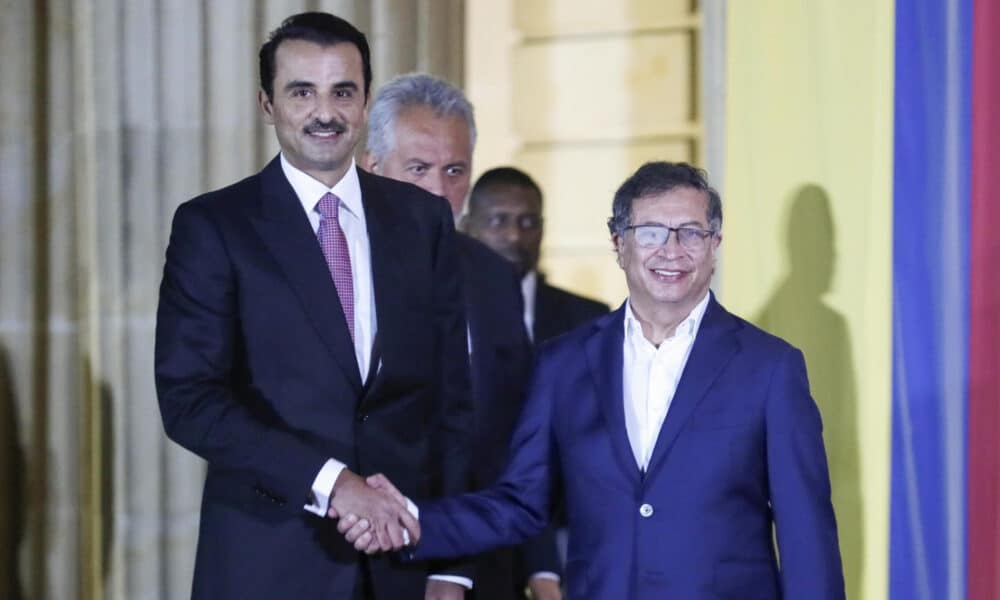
[462,167,609,345]
[345,162,845,599]
[362,74,562,600]
[154,13,474,599]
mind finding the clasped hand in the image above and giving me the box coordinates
[328,471,417,554]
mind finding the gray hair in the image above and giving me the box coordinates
[366,73,477,159]
[607,162,722,236]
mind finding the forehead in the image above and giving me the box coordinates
[476,184,541,213]
[273,39,363,82]
[392,106,471,161]
[630,186,709,225]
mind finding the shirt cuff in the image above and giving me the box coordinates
[428,575,474,590]
[530,571,561,582]
[304,458,346,516]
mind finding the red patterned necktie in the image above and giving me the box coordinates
[316,192,355,342]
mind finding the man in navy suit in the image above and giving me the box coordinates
[462,166,609,345]
[345,162,845,599]
[154,13,473,599]
[361,74,562,600]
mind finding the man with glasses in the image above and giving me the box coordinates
[342,161,844,599]
[463,167,609,345]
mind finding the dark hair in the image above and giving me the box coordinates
[259,12,372,101]
[607,162,722,236]
[468,166,543,213]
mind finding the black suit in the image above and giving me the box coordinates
[533,276,610,344]
[456,236,561,598]
[154,157,474,599]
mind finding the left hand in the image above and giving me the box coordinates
[425,579,466,600]
[527,576,562,600]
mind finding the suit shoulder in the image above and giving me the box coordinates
[457,235,519,278]
[187,172,259,209]
[536,310,613,361]
[721,306,801,359]
[539,280,610,315]
[358,168,452,219]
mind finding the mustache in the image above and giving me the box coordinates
[304,119,347,134]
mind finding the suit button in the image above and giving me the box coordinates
[358,413,369,423]
[639,503,654,517]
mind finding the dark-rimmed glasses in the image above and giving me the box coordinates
[623,224,717,251]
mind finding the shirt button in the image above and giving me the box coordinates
[639,503,654,517]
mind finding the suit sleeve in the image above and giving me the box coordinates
[426,203,478,577]
[515,527,563,583]
[411,351,558,561]
[154,201,328,508]
[765,347,845,599]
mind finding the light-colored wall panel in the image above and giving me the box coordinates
[515,0,696,38]
[513,33,694,143]
[518,140,692,246]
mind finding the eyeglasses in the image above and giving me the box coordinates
[481,213,543,232]
[624,224,717,251]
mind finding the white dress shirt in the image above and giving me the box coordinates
[622,292,710,471]
[280,155,377,518]
[520,270,538,342]
[283,156,470,588]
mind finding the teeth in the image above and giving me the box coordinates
[654,269,680,276]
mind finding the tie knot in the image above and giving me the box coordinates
[316,192,340,219]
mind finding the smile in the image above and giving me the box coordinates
[651,268,685,281]
[307,130,342,138]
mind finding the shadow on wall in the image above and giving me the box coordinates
[755,184,864,598]
[0,344,25,600]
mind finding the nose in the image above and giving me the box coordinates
[659,229,685,258]
[424,171,445,197]
[315,93,337,122]
[500,221,522,243]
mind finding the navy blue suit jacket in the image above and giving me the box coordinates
[154,157,475,599]
[411,295,844,599]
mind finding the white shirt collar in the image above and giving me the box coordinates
[521,270,538,341]
[624,290,711,350]
[279,153,363,219]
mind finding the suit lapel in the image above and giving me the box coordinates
[644,295,741,478]
[533,278,561,343]
[355,170,409,404]
[584,306,641,484]
[249,157,362,391]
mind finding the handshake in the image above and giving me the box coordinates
[327,470,419,554]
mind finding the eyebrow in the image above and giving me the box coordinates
[282,80,360,92]
[636,220,707,228]
[283,80,315,92]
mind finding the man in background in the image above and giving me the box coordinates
[363,73,563,600]
[463,167,609,345]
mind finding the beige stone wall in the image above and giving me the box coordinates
[466,0,705,307]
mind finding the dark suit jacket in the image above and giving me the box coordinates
[154,157,475,599]
[456,236,561,598]
[411,295,845,600]
[532,276,609,344]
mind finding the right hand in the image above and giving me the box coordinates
[327,470,419,553]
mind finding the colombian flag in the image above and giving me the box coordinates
[722,1,999,598]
